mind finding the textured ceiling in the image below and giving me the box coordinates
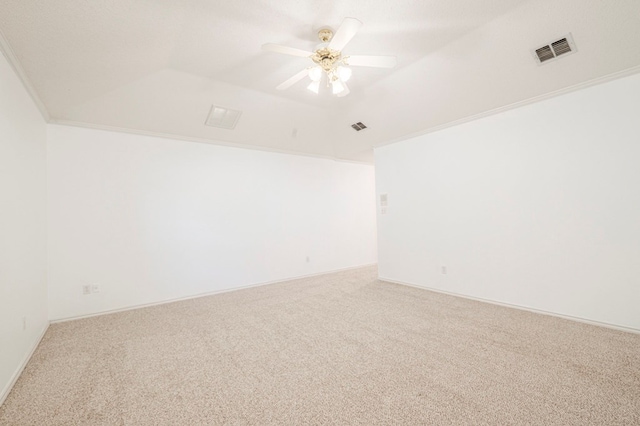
[1,0,640,163]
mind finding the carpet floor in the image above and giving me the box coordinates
[1,266,639,425]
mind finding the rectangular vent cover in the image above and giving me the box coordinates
[551,38,572,56]
[533,33,577,65]
[535,45,555,63]
[351,122,367,131]
[205,105,242,129]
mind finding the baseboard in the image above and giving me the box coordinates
[380,276,640,335]
[0,322,50,407]
[51,263,378,324]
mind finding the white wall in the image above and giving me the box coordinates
[375,72,640,331]
[0,51,48,401]
[47,125,377,320]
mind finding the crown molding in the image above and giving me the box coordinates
[374,64,640,150]
[0,28,50,122]
[48,119,374,166]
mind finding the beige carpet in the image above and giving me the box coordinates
[1,266,639,425]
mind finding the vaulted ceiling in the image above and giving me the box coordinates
[1,0,640,163]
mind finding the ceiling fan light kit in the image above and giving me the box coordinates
[263,17,397,97]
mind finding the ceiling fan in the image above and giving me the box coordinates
[262,17,397,97]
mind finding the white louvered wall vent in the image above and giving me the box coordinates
[205,105,242,129]
[533,33,577,65]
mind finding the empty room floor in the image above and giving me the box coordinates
[1,266,639,425]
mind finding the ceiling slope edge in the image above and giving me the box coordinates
[374,64,640,151]
[0,29,50,122]
[49,119,374,166]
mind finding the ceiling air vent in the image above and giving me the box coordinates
[205,105,242,129]
[551,38,572,56]
[535,45,555,63]
[533,33,577,65]
[351,122,367,131]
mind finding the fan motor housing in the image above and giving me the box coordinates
[311,48,341,71]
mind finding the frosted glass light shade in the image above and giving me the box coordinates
[337,66,352,82]
[332,80,345,94]
[308,67,322,82]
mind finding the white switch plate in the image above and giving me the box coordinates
[91,284,101,293]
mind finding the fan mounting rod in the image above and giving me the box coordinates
[317,28,333,43]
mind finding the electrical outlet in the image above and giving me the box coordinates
[82,285,91,295]
[441,266,447,275]
[91,284,101,293]
[22,316,27,331]
[306,256,310,263]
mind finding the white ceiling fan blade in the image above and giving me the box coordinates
[347,55,397,68]
[328,17,363,51]
[276,69,309,90]
[337,81,350,97]
[262,43,313,58]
